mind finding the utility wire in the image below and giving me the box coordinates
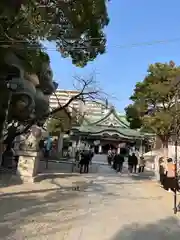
[0,37,180,50]
[0,37,106,42]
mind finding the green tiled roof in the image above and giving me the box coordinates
[117,114,130,127]
[82,110,129,126]
[74,125,144,139]
[72,107,146,139]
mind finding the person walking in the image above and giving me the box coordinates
[44,136,52,157]
[75,150,80,169]
[112,152,117,170]
[84,150,91,173]
[159,157,166,187]
[131,153,138,173]
[44,136,52,169]
[138,156,146,173]
[39,139,45,150]
[79,150,91,174]
[79,150,85,174]
[164,158,178,193]
[75,150,80,162]
[89,148,94,164]
[107,149,113,165]
[128,154,133,173]
[114,153,124,173]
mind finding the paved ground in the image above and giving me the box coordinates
[0,155,180,239]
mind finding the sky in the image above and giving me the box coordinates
[46,0,180,113]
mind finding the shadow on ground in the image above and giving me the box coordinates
[84,181,163,201]
[107,164,155,182]
[111,216,180,240]
[0,172,23,188]
[34,172,81,182]
[130,170,155,181]
[0,186,87,239]
[0,163,161,239]
[0,172,82,188]
[0,170,159,238]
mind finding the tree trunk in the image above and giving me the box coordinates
[58,132,64,157]
[159,135,169,158]
[0,140,3,166]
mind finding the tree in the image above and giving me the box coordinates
[0,0,110,67]
[125,61,180,152]
[125,104,142,129]
[4,75,105,146]
[0,50,56,147]
[47,109,72,136]
[47,106,86,135]
[0,0,110,154]
[47,75,103,133]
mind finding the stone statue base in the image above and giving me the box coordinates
[15,150,41,183]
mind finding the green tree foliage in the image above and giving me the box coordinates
[125,104,142,129]
[47,106,86,135]
[47,118,64,136]
[0,1,109,145]
[46,108,71,135]
[125,61,180,147]
[0,0,109,67]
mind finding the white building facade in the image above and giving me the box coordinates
[49,89,108,117]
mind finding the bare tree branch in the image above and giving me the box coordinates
[11,76,106,138]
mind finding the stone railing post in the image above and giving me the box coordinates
[15,150,42,183]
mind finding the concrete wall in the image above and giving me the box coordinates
[167,145,180,159]
[144,144,180,159]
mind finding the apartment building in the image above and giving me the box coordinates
[49,89,107,117]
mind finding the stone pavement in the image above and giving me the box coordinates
[0,158,180,239]
[38,159,99,174]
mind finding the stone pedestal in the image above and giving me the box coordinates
[16,151,41,183]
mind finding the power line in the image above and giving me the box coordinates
[0,37,180,51]
[0,37,106,42]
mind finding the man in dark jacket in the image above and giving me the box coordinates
[80,150,91,173]
[114,153,124,173]
[79,151,85,173]
[128,154,133,173]
[131,153,138,173]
